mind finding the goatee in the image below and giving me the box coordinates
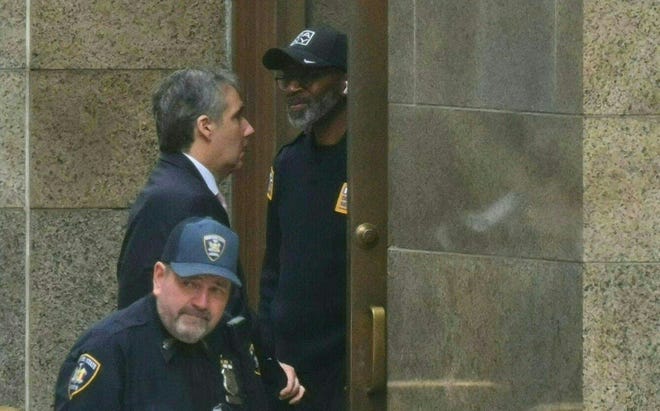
[288,90,344,131]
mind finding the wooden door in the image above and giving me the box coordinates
[234,2,389,409]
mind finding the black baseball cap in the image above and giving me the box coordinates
[262,26,347,72]
[160,216,242,287]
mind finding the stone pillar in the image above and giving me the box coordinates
[582,1,658,409]
[0,1,231,409]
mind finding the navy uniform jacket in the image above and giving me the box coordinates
[117,152,233,309]
[258,132,347,373]
[53,295,264,410]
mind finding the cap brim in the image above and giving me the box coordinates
[262,47,335,70]
[169,262,242,287]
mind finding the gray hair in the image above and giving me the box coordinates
[152,68,239,153]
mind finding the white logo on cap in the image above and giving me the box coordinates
[291,30,315,46]
[203,235,226,262]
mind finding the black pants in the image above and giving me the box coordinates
[268,361,346,411]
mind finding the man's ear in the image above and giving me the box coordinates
[195,115,213,141]
[153,262,167,296]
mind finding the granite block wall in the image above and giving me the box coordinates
[0,211,26,408]
[582,1,659,409]
[387,1,584,409]
[1,1,231,409]
[1,0,28,408]
[1,1,656,410]
[388,251,582,411]
[388,0,657,410]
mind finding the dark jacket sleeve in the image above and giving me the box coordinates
[53,332,125,410]
[116,199,172,308]
[116,184,230,309]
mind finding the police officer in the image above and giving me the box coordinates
[54,217,267,410]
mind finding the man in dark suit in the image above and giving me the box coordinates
[117,68,254,309]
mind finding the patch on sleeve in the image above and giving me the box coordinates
[334,182,348,214]
[267,167,274,201]
[68,353,102,399]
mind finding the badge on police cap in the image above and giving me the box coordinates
[204,234,226,262]
[67,353,101,399]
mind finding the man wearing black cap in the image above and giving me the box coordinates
[54,217,268,410]
[259,25,348,410]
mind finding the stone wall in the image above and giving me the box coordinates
[582,1,658,409]
[1,1,656,410]
[0,1,231,409]
[387,0,657,410]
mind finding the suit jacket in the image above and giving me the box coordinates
[116,152,282,406]
[116,152,231,308]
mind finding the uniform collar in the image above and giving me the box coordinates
[160,337,214,363]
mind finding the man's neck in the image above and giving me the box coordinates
[186,146,228,182]
[183,150,228,192]
[311,105,347,146]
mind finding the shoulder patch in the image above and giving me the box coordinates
[267,167,274,201]
[334,182,348,214]
[68,353,102,399]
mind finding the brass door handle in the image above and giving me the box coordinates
[368,306,386,394]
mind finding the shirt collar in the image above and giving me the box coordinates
[183,153,220,196]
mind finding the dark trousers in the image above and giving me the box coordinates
[268,361,346,411]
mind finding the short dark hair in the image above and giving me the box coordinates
[152,68,239,153]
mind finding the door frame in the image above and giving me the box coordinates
[233,2,389,410]
[232,0,305,309]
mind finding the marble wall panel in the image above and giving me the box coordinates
[415,0,582,113]
[388,249,582,410]
[30,70,164,208]
[388,0,415,103]
[583,0,658,115]
[0,210,26,409]
[389,105,582,260]
[29,209,126,411]
[583,116,660,262]
[583,263,659,410]
[30,0,228,69]
[0,0,26,68]
[0,71,25,208]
